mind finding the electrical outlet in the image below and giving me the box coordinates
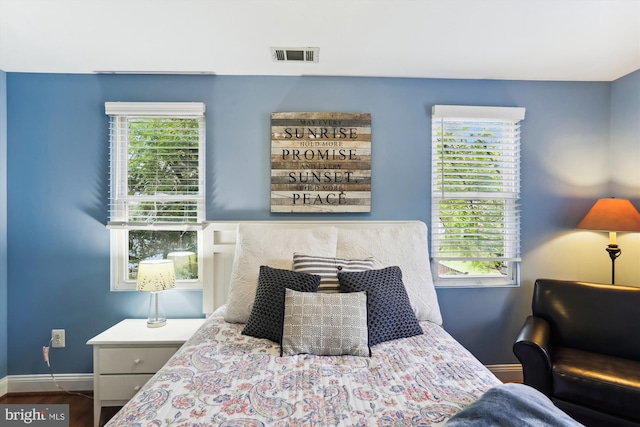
[52,329,65,348]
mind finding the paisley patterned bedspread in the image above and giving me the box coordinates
[105,309,501,427]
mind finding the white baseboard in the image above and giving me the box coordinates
[5,373,93,394]
[0,376,8,396]
[486,363,523,383]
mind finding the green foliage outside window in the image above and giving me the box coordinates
[128,230,198,280]
[125,117,201,280]
[127,118,200,222]
[435,129,512,278]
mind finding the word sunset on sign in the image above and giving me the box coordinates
[271,112,371,213]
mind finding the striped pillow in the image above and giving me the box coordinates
[293,253,374,292]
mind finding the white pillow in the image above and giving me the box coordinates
[336,221,442,325]
[224,224,338,323]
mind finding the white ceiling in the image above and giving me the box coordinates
[1,0,639,81]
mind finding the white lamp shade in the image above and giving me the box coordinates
[136,260,176,291]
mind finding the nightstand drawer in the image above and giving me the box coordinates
[99,374,155,401]
[99,347,179,374]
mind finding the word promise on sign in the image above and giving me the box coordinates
[271,112,371,213]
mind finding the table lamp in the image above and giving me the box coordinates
[136,259,176,327]
[577,198,640,284]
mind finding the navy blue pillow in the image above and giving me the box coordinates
[242,266,321,343]
[338,266,423,346]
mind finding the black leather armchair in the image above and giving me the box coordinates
[513,279,640,427]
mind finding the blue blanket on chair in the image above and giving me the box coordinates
[444,383,584,427]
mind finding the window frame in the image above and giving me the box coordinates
[431,105,525,288]
[105,102,210,291]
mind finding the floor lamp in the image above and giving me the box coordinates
[577,198,640,284]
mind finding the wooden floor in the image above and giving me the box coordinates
[0,392,109,427]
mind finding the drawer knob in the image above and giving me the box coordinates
[134,359,141,365]
[134,385,140,391]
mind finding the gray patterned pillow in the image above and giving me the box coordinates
[293,253,374,292]
[281,289,370,357]
[242,266,321,343]
[338,266,423,346]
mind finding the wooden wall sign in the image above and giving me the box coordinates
[271,112,371,213]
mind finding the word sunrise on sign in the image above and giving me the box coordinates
[271,112,371,213]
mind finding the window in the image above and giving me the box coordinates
[106,102,209,290]
[431,105,525,287]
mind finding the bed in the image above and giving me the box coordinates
[104,221,504,427]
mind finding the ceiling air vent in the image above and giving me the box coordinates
[271,47,319,63]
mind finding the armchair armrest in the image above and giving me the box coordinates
[513,315,552,396]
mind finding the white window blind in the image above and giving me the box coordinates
[106,102,206,228]
[431,105,525,286]
[105,102,208,291]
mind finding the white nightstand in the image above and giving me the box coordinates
[87,318,206,427]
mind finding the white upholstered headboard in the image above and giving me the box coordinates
[203,220,434,317]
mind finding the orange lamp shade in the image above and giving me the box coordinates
[577,198,640,232]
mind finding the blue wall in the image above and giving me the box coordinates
[610,70,640,281]
[611,70,640,197]
[5,72,631,376]
[0,70,7,380]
